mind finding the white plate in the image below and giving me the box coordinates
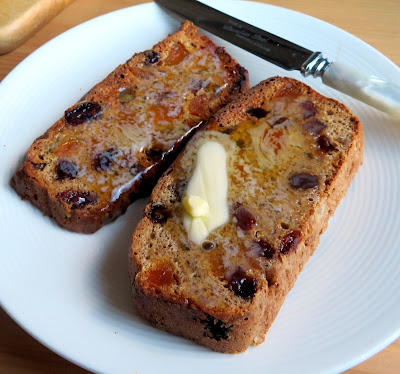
[1,1,400,373]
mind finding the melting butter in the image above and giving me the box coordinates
[183,141,229,245]
[183,195,210,217]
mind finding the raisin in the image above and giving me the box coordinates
[301,100,317,119]
[234,203,256,231]
[146,203,170,224]
[202,241,215,250]
[201,315,232,341]
[317,135,338,153]
[55,160,78,180]
[145,50,160,64]
[227,268,258,299]
[92,148,118,171]
[304,118,326,135]
[280,230,301,254]
[253,239,275,259]
[57,190,98,209]
[145,147,164,162]
[65,101,102,125]
[289,173,319,190]
[246,107,269,119]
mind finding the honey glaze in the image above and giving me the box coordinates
[44,39,234,207]
[110,120,205,202]
[170,93,345,301]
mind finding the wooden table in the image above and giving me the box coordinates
[0,0,399,373]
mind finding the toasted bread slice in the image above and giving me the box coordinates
[11,21,249,233]
[129,77,364,353]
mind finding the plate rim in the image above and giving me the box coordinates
[1,1,399,373]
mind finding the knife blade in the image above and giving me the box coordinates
[155,0,400,117]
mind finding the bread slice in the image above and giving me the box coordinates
[11,21,249,233]
[129,77,364,353]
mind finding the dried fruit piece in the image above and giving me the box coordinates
[65,101,102,126]
[202,240,215,250]
[55,160,78,180]
[227,268,258,300]
[131,66,150,79]
[92,148,118,171]
[145,50,160,64]
[253,239,275,259]
[189,95,210,117]
[317,135,338,153]
[201,315,232,341]
[280,230,301,254]
[301,100,317,119]
[304,118,326,135]
[57,190,98,209]
[57,139,81,156]
[145,147,165,162]
[147,203,170,224]
[289,173,319,190]
[234,203,256,231]
[164,43,189,65]
[118,88,135,103]
[145,260,175,289]
[246,107,269,119]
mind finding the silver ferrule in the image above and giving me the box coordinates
[301,52,331,78]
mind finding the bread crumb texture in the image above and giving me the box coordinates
[130,76,364,353]
[11,21,249,233]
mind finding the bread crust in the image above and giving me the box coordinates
[129,77,364,352]
[11,21,249,233]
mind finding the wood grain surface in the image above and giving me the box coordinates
[0,0,75,54]
[0,0,399,373]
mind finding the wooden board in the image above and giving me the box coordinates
[0,0,75,54]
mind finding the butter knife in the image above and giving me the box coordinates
[155,0,400,117]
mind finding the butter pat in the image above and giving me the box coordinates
[188,217,209,245]
[183,195,210,217]
[183,141,229,245]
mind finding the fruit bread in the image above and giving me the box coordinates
[129,77,364,353]
[11,21,249,233]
